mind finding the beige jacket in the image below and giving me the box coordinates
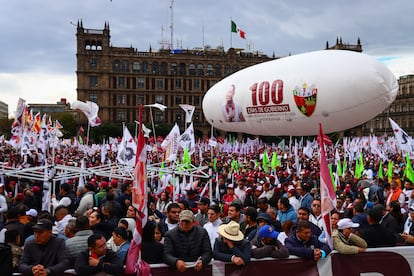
[333,229,367,254]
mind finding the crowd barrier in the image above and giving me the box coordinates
[13,246,414,276]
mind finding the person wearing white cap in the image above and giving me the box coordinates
[0,183,8,229]
[213,221,251,266]
[333,218,367,254]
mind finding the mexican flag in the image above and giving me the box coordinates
[231,20,246,39]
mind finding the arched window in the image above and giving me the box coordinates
[179,63,186,75]
[152,62,159,74]
[160,62,168,75]
[215,64,222,77]
[122,60,129,72]
[133,61,140,72]
[142,61,149,74]
[207,64,213,76]
[189,64,196,76]
[197,64,204,76]
[113,60,121,72]
[171,63,177,75]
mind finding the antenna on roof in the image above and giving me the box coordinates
[170,0,174,50]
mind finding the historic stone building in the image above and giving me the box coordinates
[76,21,274,137]
[359,74,414,136]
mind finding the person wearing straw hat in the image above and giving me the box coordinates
[213,221,251,267]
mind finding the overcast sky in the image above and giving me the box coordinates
[1,0,413,117]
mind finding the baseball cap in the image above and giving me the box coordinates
[337,218,360,230]
[0,183,4,188]
[256,212,272,223]
[33,219,53,231]
[26,209,38,217]
[196,197,210,206]
[258,225,279,239]
[179,210,195,222]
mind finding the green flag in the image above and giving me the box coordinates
[262,150,269,172]
[405,152,414,183]
[183,147,191,169]
[378,161,383,179]
[329,163,337,192]
[271,152,277,170]
[387,160,394,181]
[342,160,347,176]
[213,157,217,172]
[159,161,165,179]
[337,160,342,179]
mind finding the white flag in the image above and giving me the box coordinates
[71,100,101,127]
[144,103,167,112]
[117,126,137,166]
[179,122,195,155]
[389,118,414,153]
[179,104,195,123]
[161,124,180,162]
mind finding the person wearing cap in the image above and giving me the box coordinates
[0,182,8,229]
[163,209,212,272]
[285,220,331,261]
[243,206,258,241]
[18,219,70,275]
[360,205,397,248]
[250,225,289,259]
[333,218,367,254]
[195,197,210,227]
[213,220,251,266]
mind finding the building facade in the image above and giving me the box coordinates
[0,101,8,119]
[359,74,414,136]
[76,21,274,137]
[29,98,71,115]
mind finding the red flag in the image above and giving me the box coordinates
[318,123,336,249]
[79,126,84,133]
[125,104,148,275]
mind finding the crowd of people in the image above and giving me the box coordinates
[0,139,414,275]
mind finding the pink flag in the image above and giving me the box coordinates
[318,123,336,249]
[125,105,149,275]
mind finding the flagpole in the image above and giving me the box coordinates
[86,121,91,145]
[230,17,233,48]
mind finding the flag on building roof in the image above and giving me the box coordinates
[231,20,246,39]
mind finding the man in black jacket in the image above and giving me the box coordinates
[18,219,70,275]
[75,234,123,276]
[163,209,212,272]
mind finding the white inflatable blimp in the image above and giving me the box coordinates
[202,50,398,136]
